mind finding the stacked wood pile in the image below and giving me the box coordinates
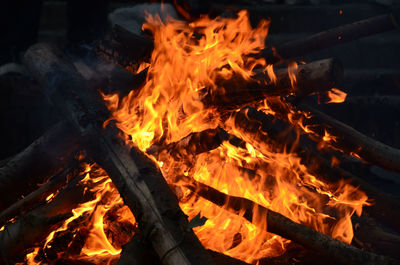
[0,10,399,265]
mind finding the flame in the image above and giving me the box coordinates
[26,164,136,264]
[325,88,347,103]
[100,10,369,263]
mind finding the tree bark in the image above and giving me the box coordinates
[24,42,215,265]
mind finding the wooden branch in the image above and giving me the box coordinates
[210,58,342,109]
[352,215,400,259]
[262,14,398,63]
[0,121,79,212]
[225,107,400,232]
[297,104,400,173]
[0,166,75,227]
[24,43,215,265]
[177,174,399,265]
[0,176,89,264]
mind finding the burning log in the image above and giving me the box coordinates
[24,43,215,265]
[262,14,398,63]
[96,24,153,73]
[0,121,79,212]
[0,175,90,264]
[177,174,399,265]
[210,58,342,108]
[226,107,400,232]
[97,25,342,108]
[297,104,400,173]
[0,166,75,228]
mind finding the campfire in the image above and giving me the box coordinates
[0,6,399,265]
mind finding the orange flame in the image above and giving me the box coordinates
[26,164,136,264]
[325,88,347,103]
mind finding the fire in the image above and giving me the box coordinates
[25,164,136,264]
[325,88,347,103]
[25,9,368,264]
[101,10,368,263]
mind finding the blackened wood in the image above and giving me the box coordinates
[177,174,399,265]
[24,43,215,265]
[263,14,398,63]
[0,121,79,212]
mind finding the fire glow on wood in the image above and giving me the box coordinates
[20,10,370,264]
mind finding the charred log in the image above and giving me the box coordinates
[24,43,215,265]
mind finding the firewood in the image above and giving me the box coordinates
[226,107,400,232]
[209,58,342,109]
[176,174,399,265]
[297,104,400,173]
[95,25,153,73]
[0,166,75,228]
[24,43,215,265]
[352,215,400,259]
[147,128,227,161]
[262,14,398,63]
[96,25,342,106]
[0,121,79,212]
[0,176,90,264]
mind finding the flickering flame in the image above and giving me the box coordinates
[100,10,368,263]
[325,88,347,103]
